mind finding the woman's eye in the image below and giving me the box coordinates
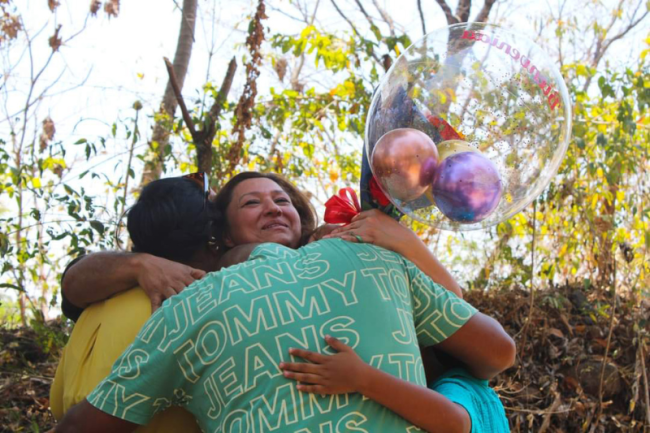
[244,200,259,206]
[276,198,290,204]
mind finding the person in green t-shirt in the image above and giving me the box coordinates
[55,238,514,433]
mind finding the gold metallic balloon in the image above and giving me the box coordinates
[437,139,480,161]
[371,128,439,202]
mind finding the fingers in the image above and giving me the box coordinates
[149,287,177,312]
[150,297,163,313]
[337,235,361,244]
[352,209,381,221]
[189,268,206,280]
[325,335,351,352]
[295,384,329,394]
[281,370,323,384]
[289,348,328,363]
[279,362,321,374]
[168,282,186,295]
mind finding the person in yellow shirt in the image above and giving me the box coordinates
[50,173,223,433]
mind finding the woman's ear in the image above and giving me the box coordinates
[224,232,235,248]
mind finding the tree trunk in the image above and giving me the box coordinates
[140,0,197,186]
[596,183,618,289]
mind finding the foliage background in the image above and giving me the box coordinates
[0,0,648,431]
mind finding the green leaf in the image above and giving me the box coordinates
[89,220,105,235]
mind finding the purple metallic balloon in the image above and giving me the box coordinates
[432,151,502,223]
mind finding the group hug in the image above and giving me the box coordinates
[49,171,515,433]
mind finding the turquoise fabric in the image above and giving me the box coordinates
[430,368,510,433]
[88,239,478,432]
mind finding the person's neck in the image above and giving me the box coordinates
[185,250,220,273]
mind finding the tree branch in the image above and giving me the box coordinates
[372,0,396,36]
[434,0,459,25]
[195,56,237,173]
[330,0,382,65]
[595,6,649,66]
[353,0,375,29]
[475,0,497,23]
[583,0,648,91]
[207,57,237,122]
[163,56,197,138]
[455,0,471,23]
[330,0,361,36]
[417,0,427,35]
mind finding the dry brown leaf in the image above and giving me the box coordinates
[1,12,22,42]
[549,327,565,338]
[48,0,60,12]
[39,117,55,151]
[274,57,287,82]
[90,0,101,15]
[104,0,119,18]
[48,25,62,52]
[593,338,608,348]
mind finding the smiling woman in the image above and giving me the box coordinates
[213,172,317,250]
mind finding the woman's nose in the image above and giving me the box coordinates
[264,199,282,215]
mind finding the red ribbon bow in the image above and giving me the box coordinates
[324,187,361,225]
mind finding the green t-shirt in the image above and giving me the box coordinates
[88,239,477,432]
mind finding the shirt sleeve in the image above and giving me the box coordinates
[85,304,189,425]
[430,369,510,433]
[60,255,87,322]
[405,260,478,347]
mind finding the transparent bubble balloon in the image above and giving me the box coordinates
[365,22,572,231]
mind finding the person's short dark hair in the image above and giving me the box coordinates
[127,177,219,263]
[213,172,317,248]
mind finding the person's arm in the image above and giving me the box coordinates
[408,264,516,380]
[280,336,470,433]
[434,312,515,380]
[62,251,205,313]
[323,210,462,298]
[54,399,138,433]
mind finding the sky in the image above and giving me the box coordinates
[10,0,644,183]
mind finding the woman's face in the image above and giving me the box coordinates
[225,178,302,248]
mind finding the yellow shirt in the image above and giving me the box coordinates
[50,287,200,432]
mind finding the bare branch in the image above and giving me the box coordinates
[289,0,321,92]
[163,56,197,138]
[195,56,237,173]
[266,3,306,23]
[434,0,459,25]
[353,0,374,28]
[207,57,237,122]
[330,0,362,36]
[582,0,649,91]
[330,0,382,65]
[371,0,396,36]
[455,0,471,23]
[475,0,497,23]
[417,0,427,35]
[595,3,648,66]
